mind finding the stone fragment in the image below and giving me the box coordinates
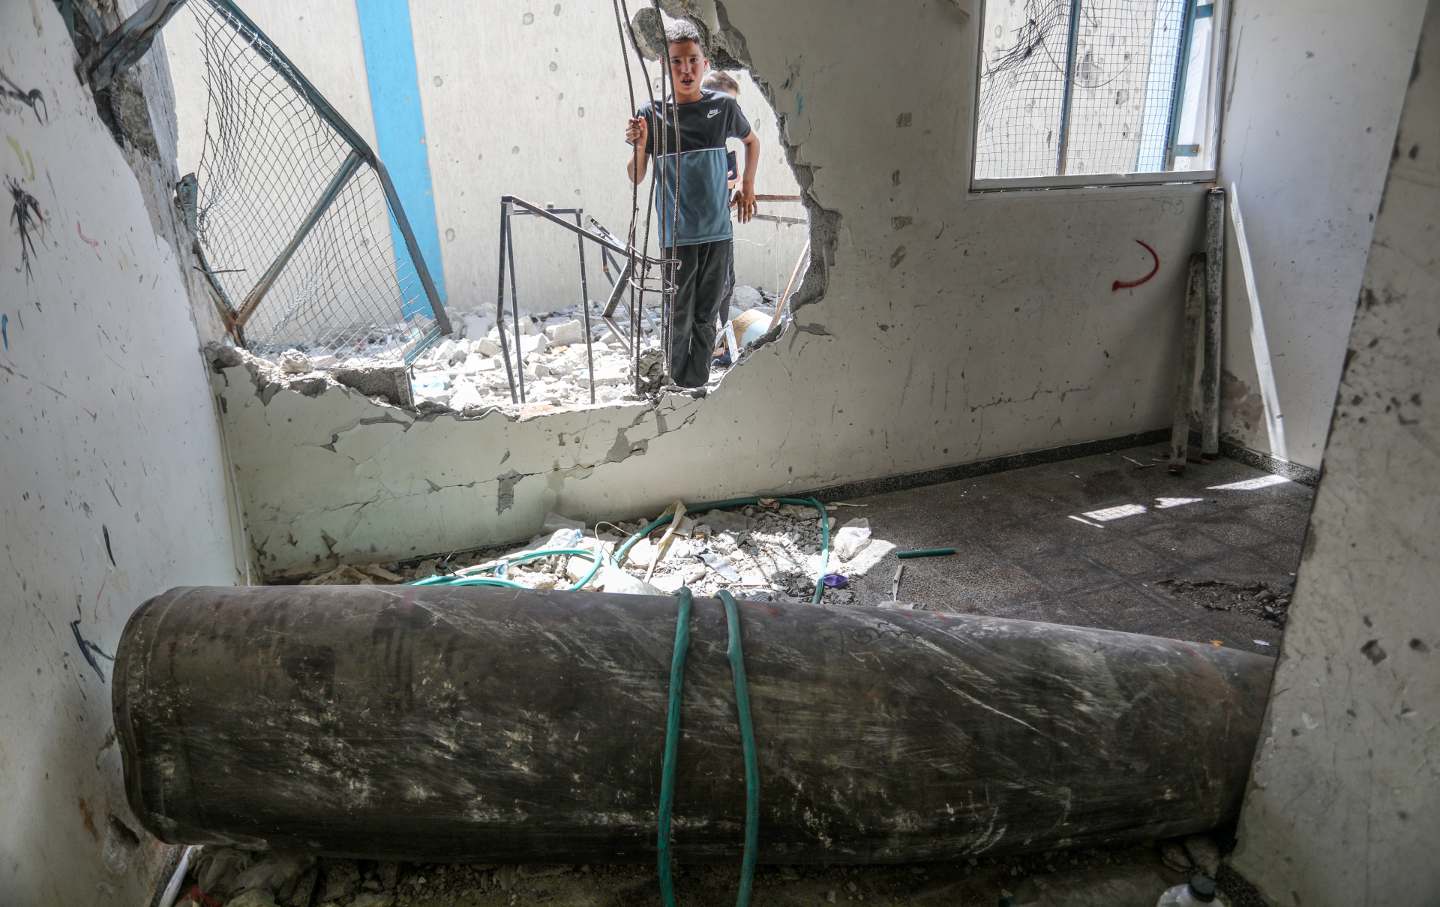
[472,337,502,357]
[331,364,413,407]
[544,319,585,345]
[833,518,872,561]
[461,311,492,339]
[279,349,312,374]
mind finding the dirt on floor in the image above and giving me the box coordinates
[176,836,1270,907]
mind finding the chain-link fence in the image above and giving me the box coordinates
[975,0,1197,180]
[183,0,448,362]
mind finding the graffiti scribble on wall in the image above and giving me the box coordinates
[8,177,45,280]
[0,68,48,124]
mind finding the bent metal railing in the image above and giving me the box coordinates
[88,0,450,363]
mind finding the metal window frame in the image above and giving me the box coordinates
[969,0,1229,193]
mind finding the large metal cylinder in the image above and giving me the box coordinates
[114,585,1272,863]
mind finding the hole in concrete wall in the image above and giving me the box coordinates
[165,0,824,415]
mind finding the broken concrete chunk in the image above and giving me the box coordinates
[472,337,502,357]
[544,319,585,345]
[833,518,872,561]
[207,342,245,370]
[279,349,312,374]
[732,284,765,311]
[597,564,664,595]
[332,364,413,408]
[460,311,492,339]
[518,333,550,359]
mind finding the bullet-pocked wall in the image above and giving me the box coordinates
[0,2,245,904]
[163,0,809,326]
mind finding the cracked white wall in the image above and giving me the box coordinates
[1217,0,1427,469]
[1,3,244,905]
[1232,5,1440,899]
[218,0,1225,578]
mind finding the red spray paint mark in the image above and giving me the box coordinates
[1112,239,1159,291]
[76,220,101,258]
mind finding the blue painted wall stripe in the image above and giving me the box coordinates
[354,0,445,315]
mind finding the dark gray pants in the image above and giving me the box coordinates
[666,240,733,387]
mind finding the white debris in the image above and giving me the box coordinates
[833,518,872,561]
[518,334,549,359]
[460,311,492,339]
[279,349,312,374]
[597,564,664,595]
[544,319,585,345]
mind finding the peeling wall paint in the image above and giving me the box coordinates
[1218,0,1427,469]
[216,0,1219,578]
[1232,5,1440,901]
[0,2,243,903]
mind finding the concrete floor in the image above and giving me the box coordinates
[845,444,1311,653]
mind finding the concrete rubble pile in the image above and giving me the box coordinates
[303,503,890,607]
[251,286,777,412]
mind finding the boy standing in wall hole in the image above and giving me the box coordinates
[625,19,759,388]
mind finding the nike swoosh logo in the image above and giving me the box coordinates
[707,108,720,118]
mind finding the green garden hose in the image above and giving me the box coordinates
[656,587,692,906]
[717,589,759,907]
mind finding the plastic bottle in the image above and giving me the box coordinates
[1157,874,1231,907]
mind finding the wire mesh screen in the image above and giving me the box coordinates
[975,0,1192,181]
[187,0,445,361]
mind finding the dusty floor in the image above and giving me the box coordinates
[179,445,1311,907]
[843,444,1308,654]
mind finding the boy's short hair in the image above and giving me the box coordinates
[664,19,705,51]
[702,70,740,96]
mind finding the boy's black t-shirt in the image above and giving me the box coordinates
[636,89,751,247]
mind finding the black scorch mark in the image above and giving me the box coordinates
[0,68,47,124]
[8,177,44,280]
